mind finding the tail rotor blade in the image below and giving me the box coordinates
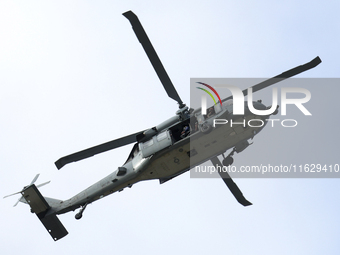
[30,174,40,185]
[13,197,22,207]
[3,191,22,199]
[36,181,51,188]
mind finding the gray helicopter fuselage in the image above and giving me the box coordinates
[54,100,269,215]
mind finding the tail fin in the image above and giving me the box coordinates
[21,184,68,241]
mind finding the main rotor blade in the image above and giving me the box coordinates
[55,130,144,169]
[222,56,322,102]
[210,156,252,206]
[123,11,185,108]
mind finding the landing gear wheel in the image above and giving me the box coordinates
[75,213,82,220]
[222,156,234,166]
[75,203,88,220]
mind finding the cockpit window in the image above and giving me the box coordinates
[124,143,139,164]
[224,99,233,106]
[206,106,215,118]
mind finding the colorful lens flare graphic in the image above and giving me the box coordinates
[196,82,223,106]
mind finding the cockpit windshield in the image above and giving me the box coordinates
[224,99,233,106]
[124,143,139,164]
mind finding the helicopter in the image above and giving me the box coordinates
[4,10,321,241]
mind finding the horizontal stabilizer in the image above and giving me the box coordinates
[39,214,68,241]
[21,185,68,241]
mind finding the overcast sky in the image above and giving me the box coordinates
[1,1,339,255]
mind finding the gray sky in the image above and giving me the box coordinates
[1,1,339,254]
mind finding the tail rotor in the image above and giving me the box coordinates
[3,174,50,207]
